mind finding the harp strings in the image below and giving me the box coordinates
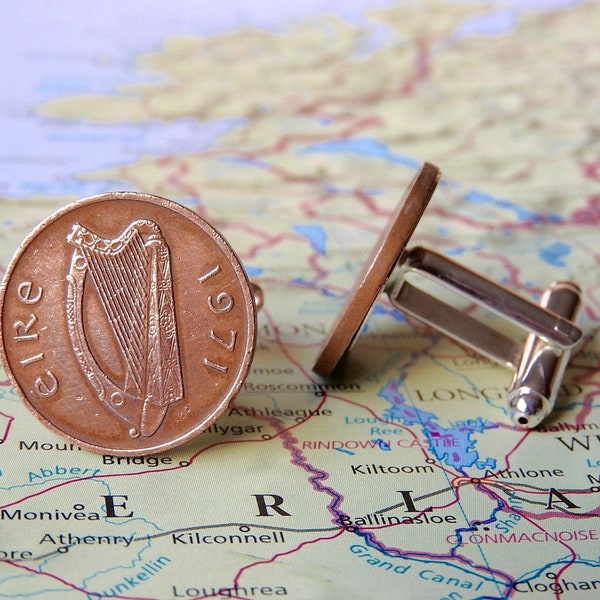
[82,230,150,395]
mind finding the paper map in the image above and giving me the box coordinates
[1,1,599,598]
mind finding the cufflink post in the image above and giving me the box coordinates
[313,163,583,429]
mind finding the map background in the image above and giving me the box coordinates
[1,1,599,599]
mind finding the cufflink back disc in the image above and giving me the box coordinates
[313,164,583,429]
[0,192,260,456]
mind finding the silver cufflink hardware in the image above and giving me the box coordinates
[313,163,583,429]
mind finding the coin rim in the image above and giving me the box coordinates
[312,163,440,377]
[0,191,257,455]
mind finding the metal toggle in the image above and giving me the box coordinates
[313,163,583,428]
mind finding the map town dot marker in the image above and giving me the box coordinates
[0,192,262,455]
[313,163,583,429]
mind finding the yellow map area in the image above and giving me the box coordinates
[39,2,600,204]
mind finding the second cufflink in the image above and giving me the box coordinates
[313,163,583,429]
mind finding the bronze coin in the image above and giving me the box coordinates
[313,163,440,377]
[0,192,257,455]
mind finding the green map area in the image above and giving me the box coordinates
[1,1,599,598]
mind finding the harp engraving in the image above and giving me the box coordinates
[66,220,183,437]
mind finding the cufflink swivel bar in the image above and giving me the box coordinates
[313,163,583,428]
[389,248,582,428]
[506,281,581,427]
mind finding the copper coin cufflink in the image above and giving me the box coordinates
[313,163,583,429]
[0,192,262,456]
